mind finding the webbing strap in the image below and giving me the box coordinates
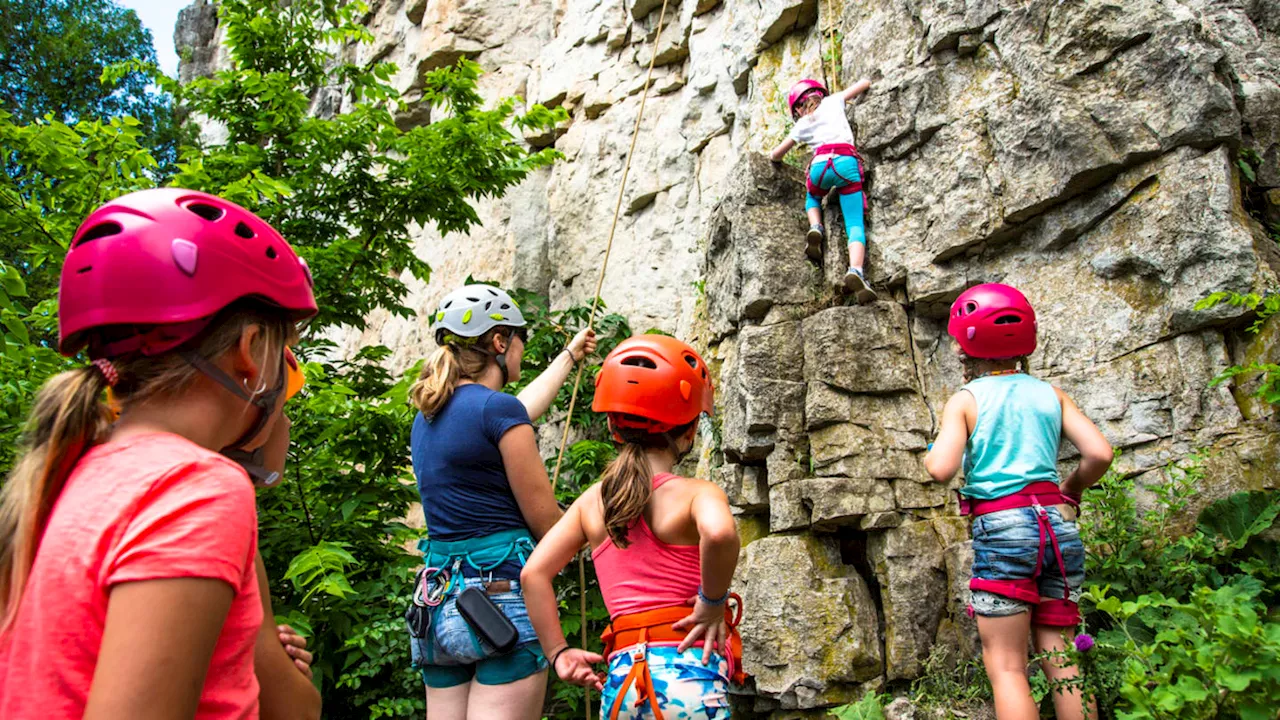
[607,631,664,720]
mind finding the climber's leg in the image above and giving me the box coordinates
[977,613,1039,720]
[804,167,826,261]
[1034,625,1096,720]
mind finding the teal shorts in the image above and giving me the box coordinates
[412,577,548,688]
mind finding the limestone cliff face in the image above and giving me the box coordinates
[179,0,1280,714]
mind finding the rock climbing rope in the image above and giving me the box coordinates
[546,0,675,714]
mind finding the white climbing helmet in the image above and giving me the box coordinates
[431,284,527,345]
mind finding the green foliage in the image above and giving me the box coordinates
[1236,148,1261,185]
[159,0,565,332]
[909,643,993,715]
[0,0,179,166]
[830,692,887,720]
[1067,457,1280,719]
[1195,290,1280,407]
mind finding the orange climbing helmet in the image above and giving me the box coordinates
[593,335,714,436]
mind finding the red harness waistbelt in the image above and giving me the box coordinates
[601,597,746,720]
[807,143,868,210]
[963,482,1081,627]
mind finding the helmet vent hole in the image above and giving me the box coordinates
[234,221,255,239]
[76,265,93,274]
[993,315,1022,325]
[444,301,453,308]
[500,303,510,310]
[466,296,479,302]
[964,301,978,315]
[683,354,698,370]
[266,246,278,259]
[627,380,640,385]
[186,203,224,222]
[75,221,122,246]
[484,301,492,310]
[621,357,658,369]
[487,288,498,296]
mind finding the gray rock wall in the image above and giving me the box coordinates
[177,0,1280,715]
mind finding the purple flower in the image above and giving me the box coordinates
[1074,633,1095,652]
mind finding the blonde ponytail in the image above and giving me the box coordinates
[0,301,293,631]
[410,328,510,418]
[601,443,654,549]
[0,367,113,630]
[411,346,462,418]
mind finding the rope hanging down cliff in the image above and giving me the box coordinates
[546,0,675,714]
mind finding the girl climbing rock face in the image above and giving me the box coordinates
[925,283,1113,720]
[520,335,744,720]
[0,188,318,719]
[406,283,594,720]
[769,77,877,304]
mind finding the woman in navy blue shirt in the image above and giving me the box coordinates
[408,284,595,719]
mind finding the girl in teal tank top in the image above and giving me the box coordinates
[925,283,1114,720]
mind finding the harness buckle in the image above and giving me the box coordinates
[630,642,648,661]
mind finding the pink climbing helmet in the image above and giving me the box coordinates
[947,283,1037,359]
[787,79,828,119]
[59,188,318,358]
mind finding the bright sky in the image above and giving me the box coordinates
[118,0,183,78]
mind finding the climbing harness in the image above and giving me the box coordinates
[962,482,1081,627]
[408,529,536,661]
[546,0,677,712]
[600,597,746,720]
[806,143,869,211]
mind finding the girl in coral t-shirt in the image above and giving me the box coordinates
[0,188,317,719]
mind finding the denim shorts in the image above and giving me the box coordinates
[409,577,547,688]
[603,644,732,719]
[970,506,1085,619]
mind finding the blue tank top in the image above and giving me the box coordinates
[960,374,1063,500]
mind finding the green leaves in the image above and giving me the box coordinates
[284,541,358,600]
[830,694,887,720]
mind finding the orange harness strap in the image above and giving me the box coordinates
[606,627,665,720]
[601,596,747,720]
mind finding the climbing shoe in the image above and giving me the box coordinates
[805,224,825,261]
[843,267,877,304]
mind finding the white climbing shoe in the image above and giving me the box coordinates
[843,267,877,304]
[805,224,825,261]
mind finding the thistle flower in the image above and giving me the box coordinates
[1074,633,1095,652]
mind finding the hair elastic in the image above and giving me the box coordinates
[92,358,119,387]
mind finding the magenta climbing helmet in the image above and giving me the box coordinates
[947,283,1037,359]
[787,79,828,119]
[58,188,318,358]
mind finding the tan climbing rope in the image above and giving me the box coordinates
[545,0,675,715]
[822,0,841,92]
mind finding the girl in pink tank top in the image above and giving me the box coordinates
[521,336,742,719]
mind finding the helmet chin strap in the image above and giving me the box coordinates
[180,350,286,485]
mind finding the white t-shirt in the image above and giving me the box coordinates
[788,94,854,149]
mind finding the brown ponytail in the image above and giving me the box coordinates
[601,443,654,548]
[601,419,698,548]
[0,301,293,631]
[410,328,510,418]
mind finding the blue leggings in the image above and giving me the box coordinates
[804,155,866,245]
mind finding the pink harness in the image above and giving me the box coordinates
[806,143,868,211]
[963,481,1081,627]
